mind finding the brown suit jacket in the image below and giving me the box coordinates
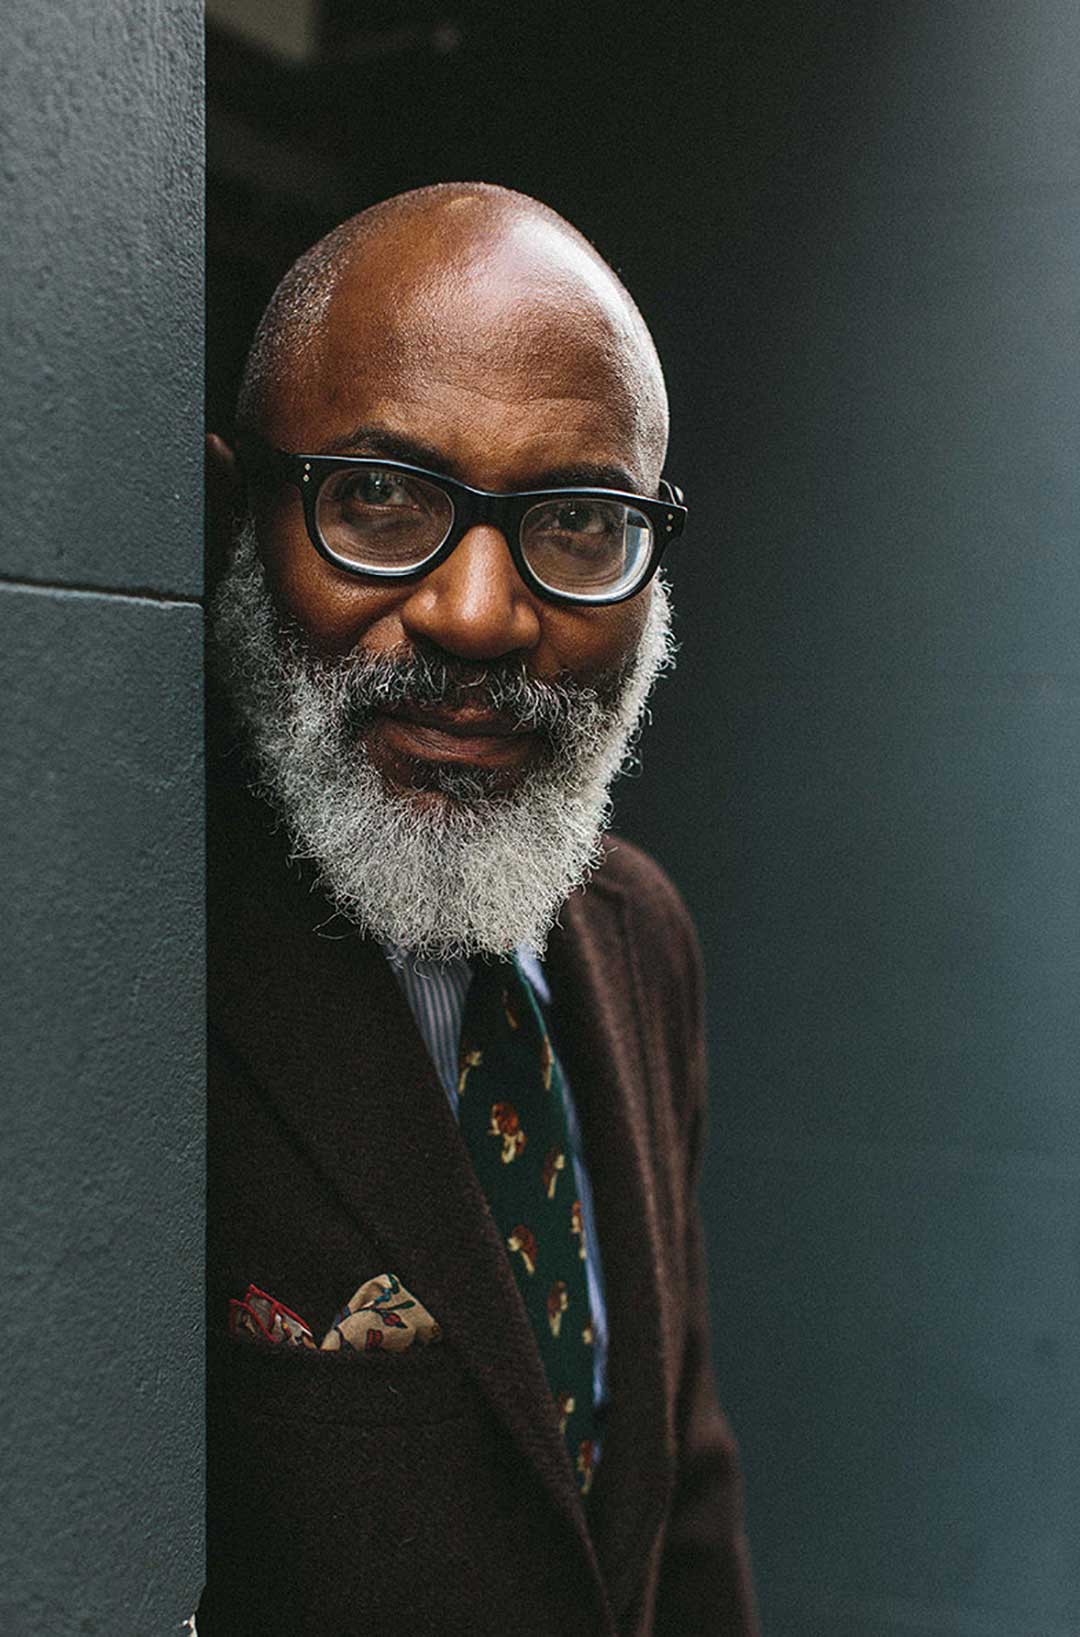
[199,771,758,1636]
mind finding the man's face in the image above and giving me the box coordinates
[213,221,674,958]
[248,228,661,799]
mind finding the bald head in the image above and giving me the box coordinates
[237,182,669,481]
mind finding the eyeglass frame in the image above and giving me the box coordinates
[237,434,688,607]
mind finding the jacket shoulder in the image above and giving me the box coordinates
[552,836,709,1198]
[583,833,702,969]
[556,833,706,1083]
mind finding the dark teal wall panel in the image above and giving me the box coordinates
[609,3,1080,1629]
[704,676,1080,1160]
[0,585,204,1633]
[0,0,203,596]
[712,1147,1078,1634]
[0,0,204,1625]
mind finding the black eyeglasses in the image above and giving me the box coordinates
[238,435,687,607]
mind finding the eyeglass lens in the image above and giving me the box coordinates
[316,467,453,570]
[314,465,654,598]
[520,498,652,597]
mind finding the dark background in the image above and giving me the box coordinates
[204,6,1080,1630]
[205,3,1080,1633]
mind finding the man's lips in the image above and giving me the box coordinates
[367,705,538,769]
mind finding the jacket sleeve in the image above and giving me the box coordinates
[652,1193,759,1634]
[652,903,759,1637]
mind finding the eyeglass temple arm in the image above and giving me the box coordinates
[234,433,291,481]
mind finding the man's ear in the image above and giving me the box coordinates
[206,431,241,511]
[205,432,244,589]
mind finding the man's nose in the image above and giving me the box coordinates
[396,525,543,660]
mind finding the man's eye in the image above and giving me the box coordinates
[522,499,628,567]
[551,503,609,535]
[344,471,414,507]
[531,502,615,540]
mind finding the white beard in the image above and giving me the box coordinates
[209,519,676,960]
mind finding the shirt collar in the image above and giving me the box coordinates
[381,941,550,1007]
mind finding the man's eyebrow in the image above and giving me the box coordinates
[316,424,641,495]
[528,461,640,493]
[318,424,454,472]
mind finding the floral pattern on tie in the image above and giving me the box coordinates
[507,1224,538,1275]
[488,1100,527,1163]
[542,1145,565,1199]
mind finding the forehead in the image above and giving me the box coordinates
[260,220,664,491]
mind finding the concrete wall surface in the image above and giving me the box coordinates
[0,2,205,1632]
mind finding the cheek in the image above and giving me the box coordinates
[544,590,650,682]
[256,501,404,657]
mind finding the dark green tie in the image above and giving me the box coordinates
[457,954,598,1496]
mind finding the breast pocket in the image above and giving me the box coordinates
[211,1330,476,1433]
[204,1336,499,1631]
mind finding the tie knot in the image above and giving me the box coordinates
[465,955,531,1042]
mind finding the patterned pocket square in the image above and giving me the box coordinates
[228,1274,440,1355]
[229,1285,316,1348]
[322,1273,441,1354]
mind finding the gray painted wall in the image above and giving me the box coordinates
[0,2,205,1632]
[616,4,1080,1631]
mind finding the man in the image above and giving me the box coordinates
[200,182,757,1635]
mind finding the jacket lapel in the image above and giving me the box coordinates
[209,773,613,1628]
[546,878,679,1619]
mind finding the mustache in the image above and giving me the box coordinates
[308,643,620,740]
